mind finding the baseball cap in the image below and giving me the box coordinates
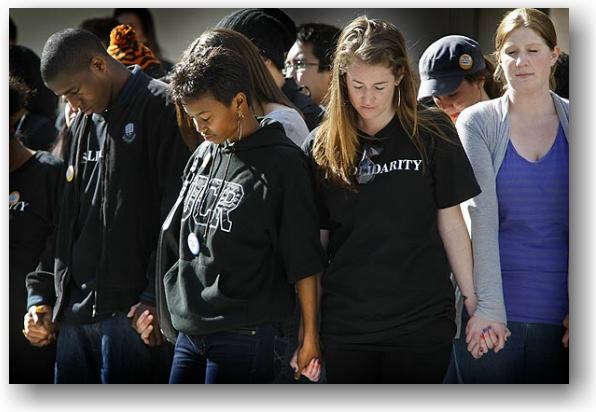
[418,35,486,99]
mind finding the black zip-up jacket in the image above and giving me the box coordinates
[26,66,190,322]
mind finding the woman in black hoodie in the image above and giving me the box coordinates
[145,37,325,384]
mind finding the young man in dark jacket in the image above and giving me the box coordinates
[22,28,190,383]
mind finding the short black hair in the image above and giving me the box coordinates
[10,44,58,118]
[40,28,108,83]
[169,45,252,108]
[9,16,17,43]
[296,23,340,71]
[9,75,31,117]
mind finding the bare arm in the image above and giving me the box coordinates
[437,204,510,357]
[295,274,321,379]
[290,229,329,381]
[437,205,476,312]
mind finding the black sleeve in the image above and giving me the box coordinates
[26,270,56,309]
[140,100,191,304]
[151,108,192,223]
[29,119,58,152]
[26,154,64,309]
[430,125,481,209]
[278,150,326,284]
[301,130,331,230]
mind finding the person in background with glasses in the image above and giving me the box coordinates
[284,23,341,107]
[216,8,324,131]
[302,16,483,383]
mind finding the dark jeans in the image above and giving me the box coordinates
[169,323,278,384]
[324,316,454,383]
[10,335,56,384]
[453,313,569,383]
[10,312,56,383]
[323,341,452,383]
[442,348,460,383]
[55,312,173,384]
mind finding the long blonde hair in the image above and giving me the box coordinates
[493,8,559,91]
[312,16,453,187]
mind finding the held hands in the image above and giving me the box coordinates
[463,294,478,318]
[289,335,322,382]
[465,315,510,359]
[562,314,569,348]
[127,302,164,347]
[23,305,56,347]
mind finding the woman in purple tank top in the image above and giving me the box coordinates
[454,8,569,383]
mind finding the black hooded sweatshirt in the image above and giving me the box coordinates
[157,120,325,339]
[26,65,190,323]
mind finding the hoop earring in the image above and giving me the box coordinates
[397,87,401,107]
[236,112,244,141]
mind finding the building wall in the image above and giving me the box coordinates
[9,8,568,67]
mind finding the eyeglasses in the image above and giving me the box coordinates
[282,59,320,76]
[356,143,384,185]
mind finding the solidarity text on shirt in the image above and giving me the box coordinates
[354,159,423,177]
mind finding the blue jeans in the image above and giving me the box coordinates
[55,312,173,384]
[169,323,277,384]
[442,349,460,384]
[452,313,569,383]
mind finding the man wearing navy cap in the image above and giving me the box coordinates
[418,35,491,123]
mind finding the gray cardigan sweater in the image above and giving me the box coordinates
[454,91,570,329]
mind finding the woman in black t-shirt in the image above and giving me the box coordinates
[10,76,62,383]
[305,16,483,383]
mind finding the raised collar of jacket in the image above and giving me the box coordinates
[101,65,144,117]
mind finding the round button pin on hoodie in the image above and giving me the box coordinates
[9,191,20,206]
[187,232,200,255]
[66,165,75,182]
